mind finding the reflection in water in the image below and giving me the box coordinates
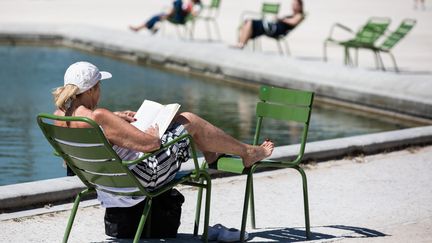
[0,46,415,185]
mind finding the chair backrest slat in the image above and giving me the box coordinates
[68,156,128,174]
[256,102,311,123]
[55,140,117,160]
[78,169,139,188]
[379,19,416,51]
[259,86,313,106]
[262,2,280,15]
[254,86,314,159]
[44,123,104,143]
[355,17,391,45]
[37,114,148,196]
[210,0,221,8]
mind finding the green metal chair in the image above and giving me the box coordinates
[323,17,391,67]
[273,12,307,56]
[37,113,212,243]
[192,0,222,41]
[353,18,417,72]
[196,86,314,242]
[165,14,197,39]
[239,3,284,54]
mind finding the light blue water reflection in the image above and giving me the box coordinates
[0,46,412,185]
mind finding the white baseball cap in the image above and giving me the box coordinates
[64,61,112,94]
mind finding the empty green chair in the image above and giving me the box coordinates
[192,0,222,40]
[323,17,391,66]
[355,18,417,72]
[37,114,212,243]
[196,86,314,242]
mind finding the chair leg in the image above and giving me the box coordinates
[283,38,291,56]
[276,39,284,55]
[133,198,152,243]
[376,52,386,71]
[205,20,212,40]
[190,21,196,40]
[354,48,359,67]
[344,47,349,65]
[202,174,212,243]
[373,51,380,69]
[175,26,182,38]
[194,162,210,236]
[249,174,257,229]
[62,189,92,243]
[388,52,399,72]
[194,185,204,236]
[323,42,328,62]
[294,166,311,240]
[212,20,222,41]
[240,170,254,242]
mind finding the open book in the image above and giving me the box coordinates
[131,100,181,138]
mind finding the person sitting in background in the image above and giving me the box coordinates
[129,0,202,34]
[234,0,304,49]
[52,61,274,207]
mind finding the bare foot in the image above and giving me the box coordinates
[242,141,274,168]
[229,43,245,49]
[129,26,139,32]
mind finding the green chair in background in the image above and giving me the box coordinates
[323,17,391,67]
[353,18,417,72]
[196,86,314,242]
[192,0,222,41]
[165,13,197,39]
[37,114,212,243]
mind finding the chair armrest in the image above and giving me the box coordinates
[258,153,304,167]
[122,134,200,171]
[326,22,354,40]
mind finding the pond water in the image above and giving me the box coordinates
[0,46,414,185]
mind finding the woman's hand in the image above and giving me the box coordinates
[113,110,137,123]
[144,124,160,137]
[144,125,162,149]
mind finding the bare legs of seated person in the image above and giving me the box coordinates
[233,20,254,49]
[175,112,274,168]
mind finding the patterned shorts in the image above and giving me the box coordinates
[130,122,190,191]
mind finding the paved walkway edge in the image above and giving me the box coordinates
[1,125,431,213]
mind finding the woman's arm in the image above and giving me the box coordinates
[91,108,161,153]
[279,13,303,26]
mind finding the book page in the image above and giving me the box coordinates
[131,100,180,138]
[152,103,181,137]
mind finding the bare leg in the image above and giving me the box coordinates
[129,11,171,33]
[129,23,148,32]
[202,151,223,164]
[175,112,274,167]
[237,20,253,48]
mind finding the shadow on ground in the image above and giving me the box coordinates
[248,225,387,242]
[97,224,387,242]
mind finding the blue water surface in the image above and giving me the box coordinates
[0,46,412,185]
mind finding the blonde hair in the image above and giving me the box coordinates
[52,84,80,111]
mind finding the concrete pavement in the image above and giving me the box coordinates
[0,0,432,242]
[1,145,431,242]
